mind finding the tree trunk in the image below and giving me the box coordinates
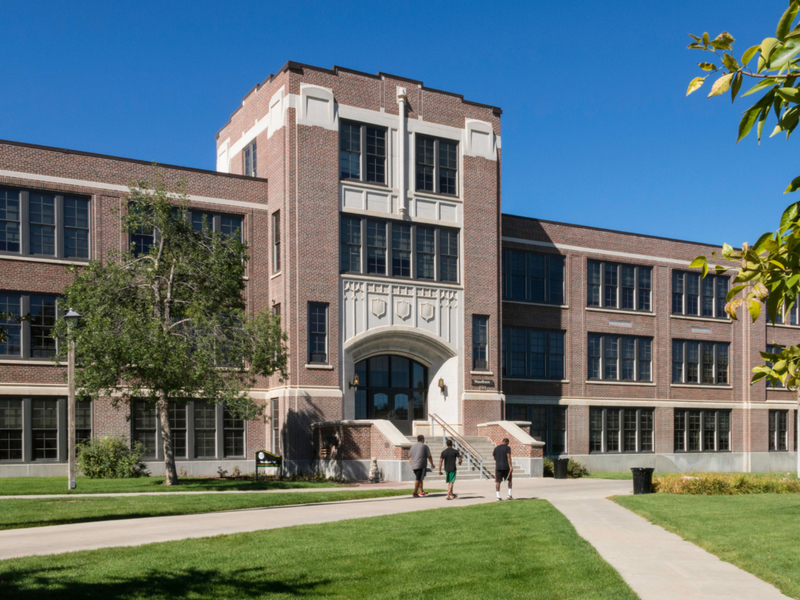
[158,395,179,485]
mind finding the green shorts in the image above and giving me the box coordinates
[445,471,457,483]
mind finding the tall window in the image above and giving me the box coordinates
[224,407,245,457]
[75,401,92,450]
[769,410,788,451]
[672,272,728,318]
[32,399,58,460]
[416,135,458,195]
[587,335,652,382]
[589,407,654,453]
[271,398,280,454]
[133,402,157,459]
[472,316,489,371]
[309,303,328,364]
[675,409,730,452]
[502,327,564,380]
[168,403,187,458]
[243,141,257,177]
[672,341,729,385]
[272,211,281,273]
[506,405,567,455]
[0,293,59,360]
[0,187,90,259]
[769,302,800,325]
[0,399,23,460]
[340,216,458,283]
[340,121,387,184]
[194,403,217,458]
[587,261,651,311]
[502,249,564,305]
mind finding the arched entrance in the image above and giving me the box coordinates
[354,355,427,435]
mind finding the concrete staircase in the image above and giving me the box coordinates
[408,436,534,482]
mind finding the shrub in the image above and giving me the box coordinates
[654,472,800,495]
[77,436,149,479]
[567,459,589,479]
[542,457,588,478]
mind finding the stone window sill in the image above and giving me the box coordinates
[305,363,334,370]
[585,307,655,317]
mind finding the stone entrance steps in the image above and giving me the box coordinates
[408,435,534,482]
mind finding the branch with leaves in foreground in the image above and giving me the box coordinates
[687,1,800,389]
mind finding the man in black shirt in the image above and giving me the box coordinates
[438,439,462,500]
[492,438,513,501]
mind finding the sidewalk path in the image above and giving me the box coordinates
[534,478,789,600]
[0,478,790,599]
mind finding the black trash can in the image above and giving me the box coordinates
[631,467,655,494]
[554,458,569,479]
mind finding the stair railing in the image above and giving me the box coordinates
[428,413,488,480]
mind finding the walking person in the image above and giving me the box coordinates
[408,434,434,497]
[493,438,513,501]
[438,439,462,500]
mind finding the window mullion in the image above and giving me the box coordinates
[599,261,605,308]
[360,125,367,183]
[55,195,64,260]
[20,191,29,256]
[433,228,440,282]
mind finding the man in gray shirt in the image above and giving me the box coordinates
[408,435,434,497]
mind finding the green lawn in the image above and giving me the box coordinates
[0,489,425,531]
[0,477,353,496]
[585,471,774,481]
[614,494,800,599]
[0,501,637,600]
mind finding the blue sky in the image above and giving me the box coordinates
[0,0,793,247]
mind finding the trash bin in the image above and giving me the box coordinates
[631,467,655,494]
[554,458,569,479]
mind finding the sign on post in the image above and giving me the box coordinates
[255,450,282,480]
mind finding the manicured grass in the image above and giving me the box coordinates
[614,494,800,599]
[585,472,635,480]
[0,489,425,531]
[0,501,637,600]
[0,477,353,496]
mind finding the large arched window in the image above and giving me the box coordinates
[354,355,427,434]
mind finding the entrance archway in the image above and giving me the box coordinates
[354,355,427,435]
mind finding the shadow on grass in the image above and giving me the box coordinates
[0,566,331,599]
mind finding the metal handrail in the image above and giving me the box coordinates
[428,413,488,480]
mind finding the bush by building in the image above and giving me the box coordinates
[77,436,149,479]
[654,472,800,495]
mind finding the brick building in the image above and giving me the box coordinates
[0,61,795,478]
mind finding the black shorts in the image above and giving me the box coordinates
[495,470,512,483]
[414,468,426,482]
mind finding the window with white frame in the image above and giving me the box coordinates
[340,216,459,283]
[769,409,788,451]
[589,407,654,453]
[587,334,652,382]
[587,260,651,311]
[472,316,489,371]
[415,135,458,195]
[340,120,387,184]
[674,409,730,452]
[672,272,728,318]
[671,340,729,385]
[272,211,281,273]
[243,141,257,177]
[0,187,90,259]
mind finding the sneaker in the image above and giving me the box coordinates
[496,497,503,501]
[413,493,420,498]
[420,491,429,496]
[506,496,514,501]
[451,494,457,499]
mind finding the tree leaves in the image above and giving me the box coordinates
[776,1,799,41]
[742,45,760,66]
[731,71,743,102]
[777,87,800,103]
[784,176,800,193]
[758,37,780,71]
[708,73,734,97]
[687,76,706,96]
[698,62,717,71]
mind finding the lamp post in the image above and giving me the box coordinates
[64,309,81,491]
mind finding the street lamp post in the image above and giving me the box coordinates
[64,309,81,491]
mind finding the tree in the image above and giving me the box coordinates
[54,173,288,485]
[687,1,800,474]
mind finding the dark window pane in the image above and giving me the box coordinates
[30,295,57,358]
[0,399,23,460]
[194,403,216,458]
[0,293,22,356]
[416,227,435,280]
[0,188,21,253]
[29,193,55,256]
[391,224,411,277]
[309,304,327,363]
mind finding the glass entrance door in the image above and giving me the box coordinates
[355,355,427,435]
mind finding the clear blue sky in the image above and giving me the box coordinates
[0,0,792,247]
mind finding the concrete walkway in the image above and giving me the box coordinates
[0,478,790,599]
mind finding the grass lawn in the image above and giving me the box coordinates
[585,471,775,481]
[0,489,426,531]
[0,501,637,600]
[614,494,800,599]
[0,477,353,496]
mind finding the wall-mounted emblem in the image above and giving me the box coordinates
[396,300,411,320]
[420,302,435,322]
[371,298,387,318]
